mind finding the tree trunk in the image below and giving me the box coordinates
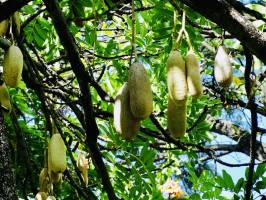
[0,110,18,200]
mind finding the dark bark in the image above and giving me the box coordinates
[0,0,31,21]
[42,0,118,199]
[244,48,257,200]
[0,110,18,200]
[10,110,38,195]
[209,116,265,161]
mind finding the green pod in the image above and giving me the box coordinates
[113,83,140,140]
[185,50,203,98]
[3,45,23,87]
[167,97,187,138]
[128,62,153,119]
[167,51,187,102]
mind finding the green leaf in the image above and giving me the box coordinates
[255,180,266,190]
[234,178,244,193]
[222,170,234,189]
[254,163,266,181]
[190,193,201,200]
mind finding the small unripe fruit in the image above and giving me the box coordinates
[0,82,11,113]
[77,153,89,186]
[13,12,21,34]
[0,20,9,36]
[39,168,49,192]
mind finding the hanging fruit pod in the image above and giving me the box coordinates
[13,12,21,34]
[113,83,140,140]
[185,49,203,98]
[77,153,89,186]
[128,62,153,119]
[3,45,23,87]
[48,134,67,174]
[0,20,9,36]
[167,97,187,138]
[214,46,232,88]
[166,50,188,102]
[0,82,12,113]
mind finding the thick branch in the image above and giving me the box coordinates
[209,116,265,161]
[0,0,31,21]
[227,0,266,22]
[244,48,257,200]
[42,0,118,199]
[10,109,37,195]
[0,110,18,200]
[171,0,266,63]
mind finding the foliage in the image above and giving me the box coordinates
[0,0,265,200]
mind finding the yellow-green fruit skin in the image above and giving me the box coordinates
[39,168,49,192]
[50,171,62,184]
[185,50,203,97]
[48,134,66,173]
[128,62,153,119]
[47,196,56,200]
[0,20,8,36]
[0,82,11,113]
[114,83,140,140]
[13,12,20,34]
[167,51,187,102]
[81,169,88,186]
[167,97,187,138]
[214,46,232,87]
[77,153,88,186]
[3,45,23,87]
[35,192,48,200]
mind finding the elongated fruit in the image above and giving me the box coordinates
[185,50,203,97]
[114,83,140,140]
[39,168,49,192]
[167,51,187,101]
[0,82,11,113]
[48,134,66,173]
[214,46,232,87]
[77,153,89,186]
[167,97,187,138]
[128,62,153,119]
[0,20,8,36]
[3,45,23,87]
[13,12,20,34]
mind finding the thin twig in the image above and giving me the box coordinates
[130,0,137,64]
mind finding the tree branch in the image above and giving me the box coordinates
[0,0,31,21]
[171,0,266,63]
[0,110,18,200]
[42,0,118,199]
[209,115,265,161]
[227,0,266,23]
[244,48,258,200]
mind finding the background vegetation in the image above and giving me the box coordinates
[0,0,265,199]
